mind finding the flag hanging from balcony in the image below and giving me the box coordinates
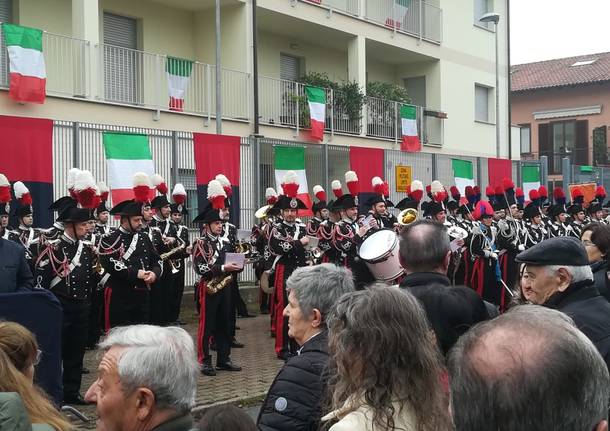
[103,132,155,205]
[305,86,325,142]
[522,165,541,199]
[2,23,46,104]
[167,57,193,111]
[452,159,475,197]
[274,145,312,216]
[386,0,410,29]
[400,105,421,152]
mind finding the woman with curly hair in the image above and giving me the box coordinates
[321,286,452,431]
[0,321,71,431]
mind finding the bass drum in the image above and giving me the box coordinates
[358,229,404,282]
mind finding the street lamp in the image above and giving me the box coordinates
[480,12,501,158]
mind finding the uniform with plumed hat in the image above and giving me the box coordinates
[306,185,328,263]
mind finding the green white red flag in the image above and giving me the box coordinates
[103,132,155,205]
[400,105,421,152]
[305,85,325,141]
[2,23,46,104]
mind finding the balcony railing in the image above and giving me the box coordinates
[259,76,442,145]
[98,44,249,120]
[365,0,442,43]
[299,0,359,16]
[0,29,88,98]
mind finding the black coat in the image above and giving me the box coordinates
[0,237,33,293]
[257,331,329,431]
[591,260,610,303]
[544,280,610,369]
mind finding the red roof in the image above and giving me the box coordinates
[511,52,610,92]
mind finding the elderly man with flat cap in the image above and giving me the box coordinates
[517,236,610,369]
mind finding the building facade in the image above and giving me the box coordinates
[0,0,514,159]
[512,52,610,175]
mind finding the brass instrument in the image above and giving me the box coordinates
[397,208,418,226]
[160,244,185,261]
[235,240,261,263]
[206,274,233,295]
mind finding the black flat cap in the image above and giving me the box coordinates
[515,236,589,266]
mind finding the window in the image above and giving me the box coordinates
[571,59,597,67]
[103,12,138,104]
[0,0,12,86]
[474,0,493,29]
[520,124,531,154]
[475,84,492,123]
[404,76,427,107]
[280,54,301,82]
[553,121,576,155]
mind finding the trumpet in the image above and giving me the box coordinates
[397,208,419,226]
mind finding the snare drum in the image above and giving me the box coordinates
[358,229,404,281]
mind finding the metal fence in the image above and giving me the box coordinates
[52,119,533,284]
[364,0,442,43]
[298,0,360,16]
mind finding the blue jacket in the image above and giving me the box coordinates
[0,237,33,293]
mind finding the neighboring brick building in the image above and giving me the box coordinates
[511,52,610,174]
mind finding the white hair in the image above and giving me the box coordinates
[99,325,198,413]
[545,265,593,283]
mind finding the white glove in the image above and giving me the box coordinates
[489,252,498,260]
[518,244,525,251]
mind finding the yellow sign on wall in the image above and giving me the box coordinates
[395,165,412,193]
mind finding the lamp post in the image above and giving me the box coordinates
[480,12,500,158]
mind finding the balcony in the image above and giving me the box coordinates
[297,0,443,44]
[258,76,443,145]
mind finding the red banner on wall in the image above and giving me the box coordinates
[487,158,512,187]
[349,146,384,192]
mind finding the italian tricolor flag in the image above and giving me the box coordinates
[452,159,475,197]
[2,23,46,104]
[386,0,410,29]
[274,145,313,215]
[103,132,155,205]
[167,57,193,111]
[400,105,421,152]
[522,165,541,199]
[305,86,325,141]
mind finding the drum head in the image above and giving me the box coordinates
[359,229,397,261]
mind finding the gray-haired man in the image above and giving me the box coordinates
[449,305,610,431]
[257,264,355,431]
[517,236,610,369]
[85,325,198,431]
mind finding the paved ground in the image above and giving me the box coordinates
[66,292,281,429]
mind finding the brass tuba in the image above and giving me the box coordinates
[206,274,233,295]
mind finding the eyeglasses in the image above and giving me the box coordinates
[33,349,42,366]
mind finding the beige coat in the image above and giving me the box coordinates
[321,400,417,431]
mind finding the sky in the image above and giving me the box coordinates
[510,0,610,65]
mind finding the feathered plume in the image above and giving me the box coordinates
[207,180,227,210]
[331,180,343,198]
[372,176,385,196]
[571,187,584,205]
[13,181,32,206]
[98,181,110,203]
[495,185,505,199]
[67,168,81,199]
[596,185,607,201]
[313,185,326,202]
[382,181,390,197]
[485,185,496,205]
[473,186,481,204]
[516,187,525,206]
[0,174,10,204]
[431,180,447,203]
[450,186,461,201]
[91,185,101,210]
[215,174,232,197]
[502,178,515,192]
[74,170,97,209]
[473,200,494,221]
[133,172,152,204]
[172,183,187,205]
[529,189,540,205]
[425,184,432,200]
[553,187,566,206]
[265,187,278,205]
[411,180,424,203]
[345,171,359,196]
[151,174,168,195]
[466,186,476,206]
[538,185,548,203]
[281,171,299,198]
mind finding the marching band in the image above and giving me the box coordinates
[1,164,609,384]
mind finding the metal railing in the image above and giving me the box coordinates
[365,0,442,43]
[0,28,88,98]
[98,43,250,120]
[298,0,360,16]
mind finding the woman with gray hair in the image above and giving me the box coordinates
[257,264,355,431]
[321,286,451,431]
